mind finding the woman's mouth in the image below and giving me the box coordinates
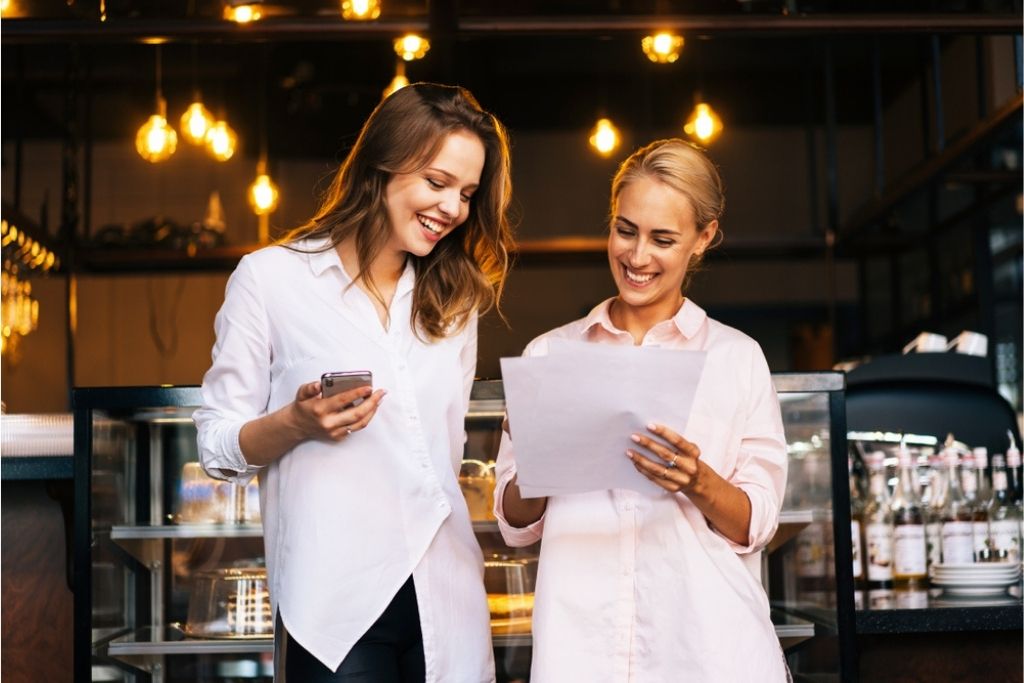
[623,265,657,287]
[417,214,447,239]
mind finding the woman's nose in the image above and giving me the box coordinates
[629,241,652,266]
[438,190,461,218]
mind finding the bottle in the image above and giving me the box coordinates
[849,456,867,588]
[863,451,894,589]
[989,454,1021,562]
[969,447,992,560]
[939,448,975,565]
[890,445,928,588]
[1007,431,1023,505]
[922,449,947,571]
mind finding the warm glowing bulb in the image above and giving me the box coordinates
[248,173,280,215]
[341,0,380,20]
[684,102,723,144]
[641,32,684,64]
[0,0,11,16]
[394,34,430,61]
[205,121,238,161]
[224,3,262,23]
[135,114,178,162]
[180,101,214,145]
[588,118,621,157]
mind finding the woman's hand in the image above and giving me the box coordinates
[288,381,387,442]
[626,422,703,494]
[626,422,752,546]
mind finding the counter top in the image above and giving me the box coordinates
[1,454,74,480]
[854,587,1023,634]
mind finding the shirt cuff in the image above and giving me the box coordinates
[493,468,545,547]
[199,420,264,485]
[713,484,778,555]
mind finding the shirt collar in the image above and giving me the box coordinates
[581,297,707,340]
[303,237,416,298]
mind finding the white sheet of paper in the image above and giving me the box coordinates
[500,341,707,497]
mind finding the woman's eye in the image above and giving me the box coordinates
[460,194,472,203]
[426,178,443,189]
[615,227,635,237]
[655,239,675,247]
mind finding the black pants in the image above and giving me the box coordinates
[285,576,425,682]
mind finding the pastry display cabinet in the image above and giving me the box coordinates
[74,374,852,682]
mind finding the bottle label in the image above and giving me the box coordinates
[893,525,927,576]
[962,470,978,494]
[796,524,827,578]
[972,521,989,556]
[866,522,894,581]
[851,520,863,579]
[925,521,942,568]
[991,519,1021,562]
[994,471,1009,490]
[941,521,974,564]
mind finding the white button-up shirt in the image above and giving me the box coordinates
[194,238,494,680]
[494,298,790,682]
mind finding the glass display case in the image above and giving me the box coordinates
[74,373,852,682]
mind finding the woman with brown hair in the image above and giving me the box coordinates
[195,83,514,682]
[495,139,790,681]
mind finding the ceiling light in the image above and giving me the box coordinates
[205,121,238,161]
[394,34,430,61]
[341,0,380,20]
[642,32,684,64]
[180,101,214,146]
[589,118,621,157]
[136,47,177,163]
[224,2,263,23]
[684,102,723,144]
[248,171,280,216]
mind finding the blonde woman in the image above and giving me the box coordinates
[495,139,790,682]
[195,83,514,682]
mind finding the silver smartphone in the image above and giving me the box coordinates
[321,371,373,407]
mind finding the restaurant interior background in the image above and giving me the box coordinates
[2,1,1020,414]
[0,2,1022,682]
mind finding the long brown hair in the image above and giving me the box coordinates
[281,83,515,340]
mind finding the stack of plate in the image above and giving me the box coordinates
[931,562,1022,597]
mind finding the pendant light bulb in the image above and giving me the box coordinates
[383,61,409,99]
[683,102,723,144]
[136,99,177,163]
[341,0,380,20]
[394,34,430,61]
[205,121,238,161]
[641,32,684,64]
[589,117,621,157]
[180,101,214,145]
[248,171,280,215]
[224,2,263,23]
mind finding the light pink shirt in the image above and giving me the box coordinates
[194,239,493,680]
[494,298,789,682]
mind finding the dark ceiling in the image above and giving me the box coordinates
[2,1,1021,158]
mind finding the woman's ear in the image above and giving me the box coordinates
[695,219,719,256]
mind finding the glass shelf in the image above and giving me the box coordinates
[110,524,264,565]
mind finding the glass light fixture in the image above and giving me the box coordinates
[136,47,177,163]
[588,118,621,157]
[136,99,178,163]
[205,120,238,161]
[641,32,684,64]
[224,2,262,23]
[383,61,409,99]
[341,0,380,20]
[248,162,280,216]
[683,101,723,144]
[394,34,430,61]
[180,101,214,146]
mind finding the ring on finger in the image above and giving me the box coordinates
[668,454,679,469]
[345,427,353,436]
[659,465,670,479]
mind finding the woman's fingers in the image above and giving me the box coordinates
[627,450,689,491]
[296,381,323,401]
[646,423,700,459]
[629,433,698,476]
[323,385,374,411]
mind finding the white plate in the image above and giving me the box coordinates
[932,572,1021,582]
[940,584,1013,597]
[930,577,1020,588]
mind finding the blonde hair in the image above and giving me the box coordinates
[609,139,725,287]
[281,83,514,340]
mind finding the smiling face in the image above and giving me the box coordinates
[383,129,486,258]
[608,175,717,322]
